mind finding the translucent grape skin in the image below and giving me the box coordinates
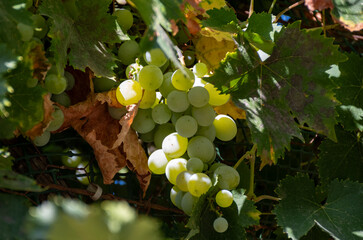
[187,136,215,163]
[193,62,208,77]
[33,131,51,147]
[108,106,127,120]
[138,65,163,90]
[152,103,172,124]
[214,114,237,141]
[196,124,216,142]
[175,115,198,138]
[165,158,187,185]
[17,22,33,41]
[167,90,190,113]
[118,40,140,65]
[153,123,175,149]
[170,186,180,206]
[61,148,82,168]
[187,172,212,197]
[51,92,71,107]
[116,79,142,106]
[215,190,233,208]
[186,157,204,173]
[143,48,167,67]
[44,74,67,94]
[191,105,215,127]
[162,132,188,158]
[139,90,156,109]
[148,149,170,174]
[181,192,197,215]
[213,165,240,190]
[131,108,155,134]
[213,217,228,233]
[114,9,133,31]
[93,77,118,92]
[175,170,193,192]
[171,68,195,91]
[188,86,209,108]
[31,14,48,39]
[183,50,196,67]
[159,72,177,98]
[47,106,64,131]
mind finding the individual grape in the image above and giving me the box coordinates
[183,50,195,67]
[159,72,177,98]
[139,128,155,143]
[76,161,90,185]
[148,149,170,174]
[171,68,195,91]
[187,173,212,197]
[193,62,208,78]
[139,90,156,109]
[186,157,204,173]
[114,9,133,31]
[47,106,64,131]
[33,131,51,147]
[108,106,127,120]
[209,162,226,174]
[64,71,75,90]
[166,90,190,113]
[93,77,118,92]
[187,136,215,163]
[170,107,192,125]
[51,92,71,107]
[125,63,143,80]
[181,192,197,215]
[118,40,140,65]
[191,105,215,127]
[174,190,185,209]
[214,114,237,141]
[138,65,163,90]
[175,115,198,138]
[45,74,67,94]
[213,217,228,233]
[27,77,38,88]
[175,171,193,192]
[152,103,171,124]
[116,79,142,106]
[213,165,240,190]
[188,86,209,107]
[165,158,187,185]
[170,186,180,206]
[17,22,33,41]
[196,124,216,142]
[215,190,233,208]
[204,83,230,106]
[162,132,188,158]
[131,108,155,133]
[153,123,175,149]
[143,48,167,67]
[31,14,48,39]
[61,148,82,168]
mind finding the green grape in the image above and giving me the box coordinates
[108,106,127,120]
[166,90,190,113]
[214,114,237,141]
[186,157,204,173]
[165,158,187,185]
[27,77,38,88]
[61,148,82,168]
[183,50,195,67]
[209,162,226,174]
[181,192,197,215]
[114,9,133,31]
[187,136,215,163]
[139,127,155,143]
[162,132,188,158]
[138,65,163,90]
[175,171,193,192]
[213,217,228,233]
[175,115,198,138]
[17,22,33,41]
[33,131,51,147]
[204,83,230,106]
[193,62,208,78]
[196,124,216,142]
[153,123,175,149]
[31,15,48,39]
[143,48,167,67]
[116,79,142,106]
[187,173,212,197]
[64,71,75,90]
[118,40,140,65]
[93,77,118,92]
[170,186,180,206]
[131,108,155,134]
[213,165,240,190]
[171,68,195,91]
[148,149,170,174]
[159,59,170,73]
[125,63,143,80]
[170,107,192,125]
[76,161,90,185]
[191,105,215,127]
[51,92,71,107]
[159,72,176,98]
[216,190,233,208]
[174,191,185,209]
[139,90,156,109]
[45,74,67,94]
[188,86,209,107]
[47,106,64,131]
[152,103,171,124]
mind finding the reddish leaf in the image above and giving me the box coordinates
[305,0,333,11]
[29,44,50,81]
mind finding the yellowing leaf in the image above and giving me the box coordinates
[214,100,246,120]
[200,0,226,11]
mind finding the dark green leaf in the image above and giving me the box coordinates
[331,0,363,31]
[318,125,363,183]
[0,169,44,191]
[274,174,363,240]
[202,8,239,33]
[231,188,260,227]
[0,148,13,170]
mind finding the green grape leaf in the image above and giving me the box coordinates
[39,0,119,77]
[0,193,30,240]
[332,53,363,131]
[202,8,240,33]
[274,174,363,240]
[231,188,260,227]
[206,21,347,163]
[318,126,363,183]
[331,0,363,31]
[0,169,44,191]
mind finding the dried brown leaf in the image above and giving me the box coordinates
[29,44,50,81]
[305,0,333,11]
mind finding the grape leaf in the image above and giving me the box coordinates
[331,0,363,31]
[202,8,239,33]
[39,0,119,77]
[332,53,363,131]
[231,188,260,227]
[318,125,363,183]
[206,21,347,164]
[0,169,44,192]
[274,174,363,240]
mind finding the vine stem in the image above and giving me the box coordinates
[254,195,281,202]
[248,0,255,18]
[273,0,305,23]
[322,9,327,37]
[268,0,278,14]
[247,153,255,198]
[233,144,257,169]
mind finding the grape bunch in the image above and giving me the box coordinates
[116,48,241,233]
